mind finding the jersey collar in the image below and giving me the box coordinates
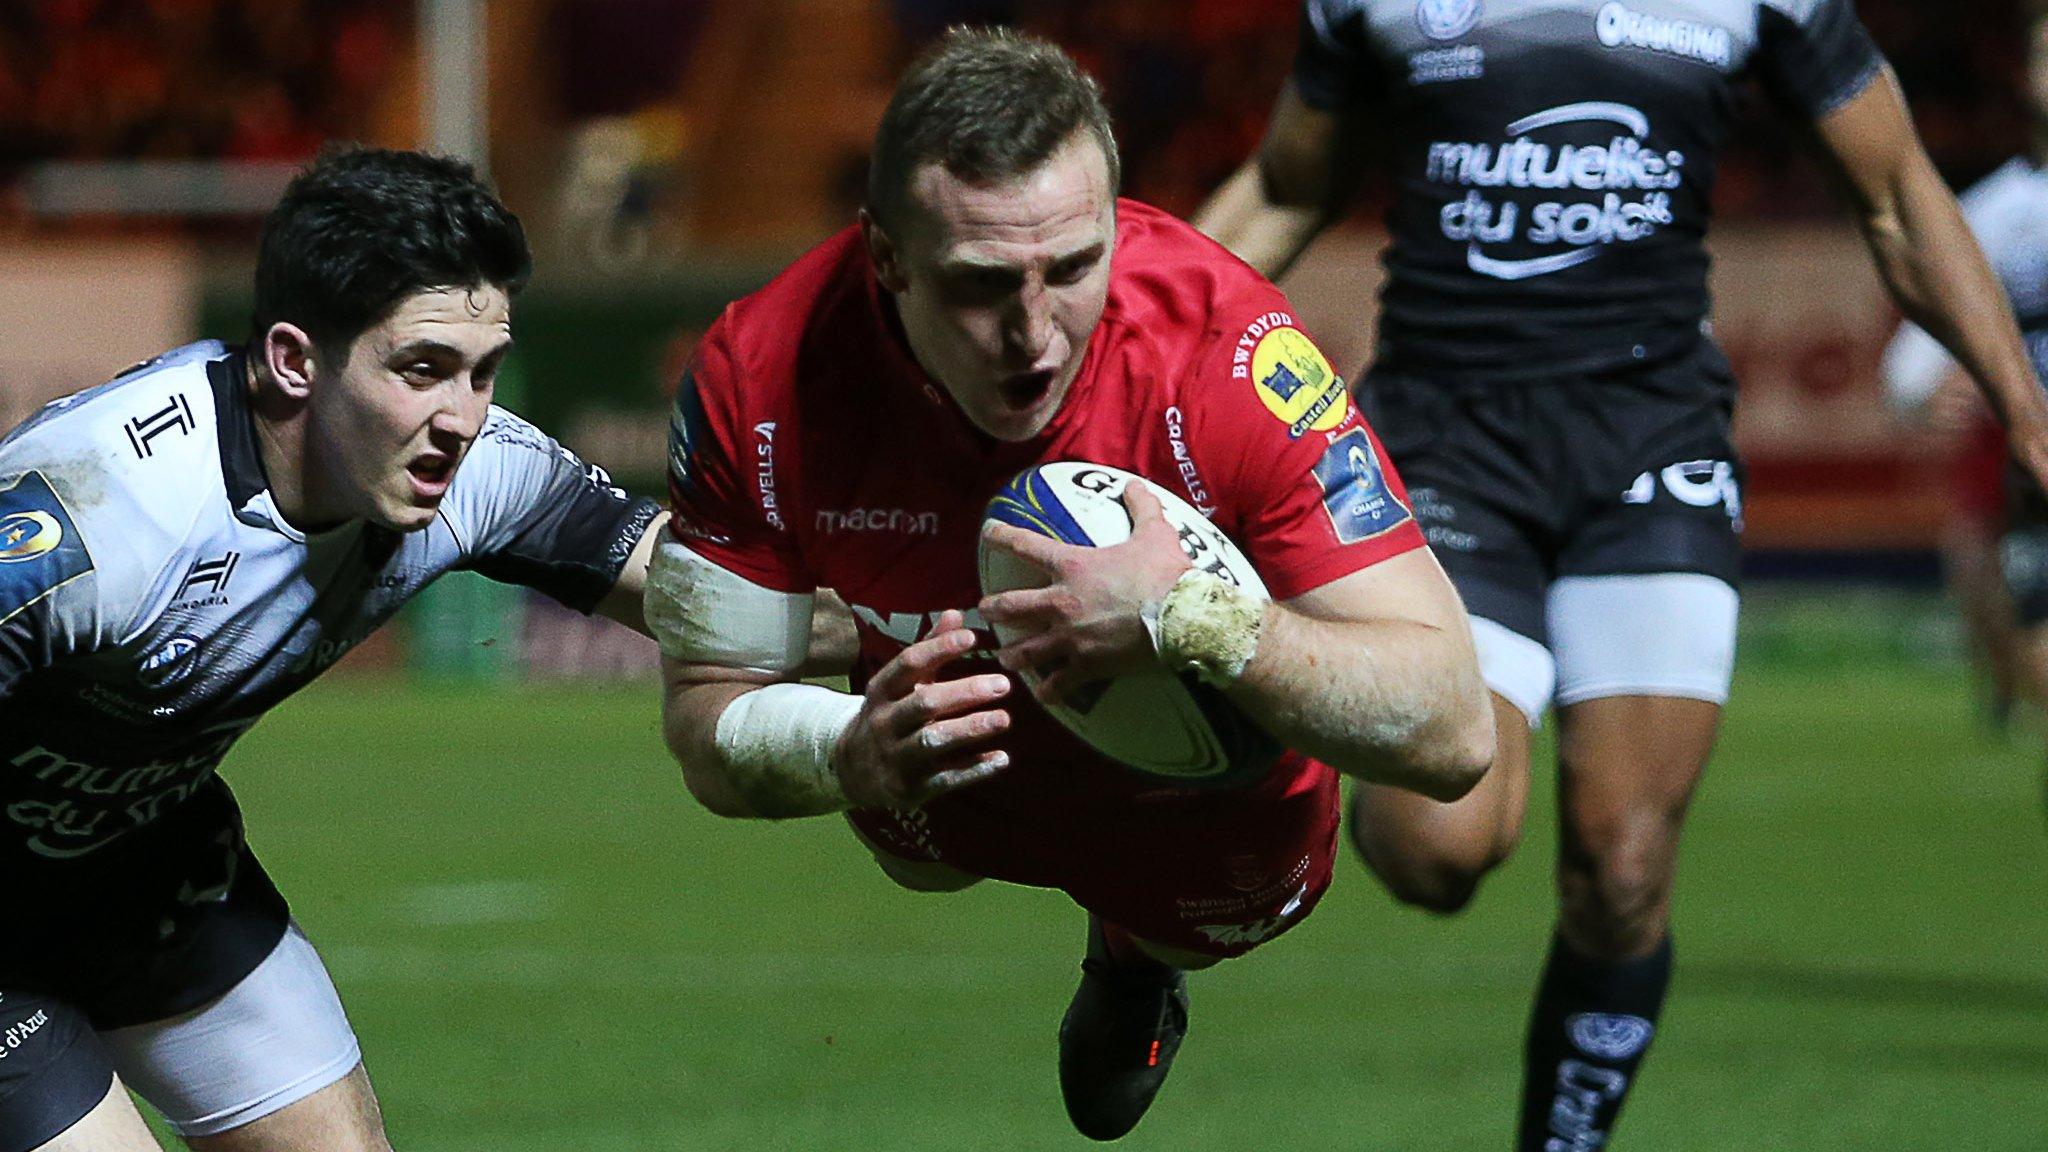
[208,350,270,513]
[207,348,319,543]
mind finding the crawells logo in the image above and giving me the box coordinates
[1418,0,1482,41]
[0,510,62,563]
[1248,323,1350,439]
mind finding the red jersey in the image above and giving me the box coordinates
[667,202,1422,912]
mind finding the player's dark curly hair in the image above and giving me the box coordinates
[251,145,532,354]
[867,26,1121,237]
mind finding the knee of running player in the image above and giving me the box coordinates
[1554,810,1680,959]
[1356,830,1507,915]
[1349,732,1524,915]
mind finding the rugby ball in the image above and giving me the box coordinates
[978,462,1282,784]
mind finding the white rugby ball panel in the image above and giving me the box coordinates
[979,462,1280,783]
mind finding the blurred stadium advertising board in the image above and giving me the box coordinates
[0,241,200,431]
[23,161,301,218]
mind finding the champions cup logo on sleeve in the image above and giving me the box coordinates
[1312,429,1412,545]
[1235,315,1350,439]
[0,471,93,625]
[1428,102,1684,281]
[0,510,62,563]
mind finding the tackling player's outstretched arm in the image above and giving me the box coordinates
[1812,71,2048,483]
[980,485,1493,802]
[592,515,667,632]
[597,514,859,678]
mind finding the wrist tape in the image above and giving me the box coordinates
[1143,568,1266,687]
[712,683,864,814]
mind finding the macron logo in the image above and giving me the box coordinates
[814,508,940,536]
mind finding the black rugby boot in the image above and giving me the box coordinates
[1058,919,1190,1141]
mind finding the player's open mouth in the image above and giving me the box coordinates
[406,455,455,500]
[998,370,1056,411]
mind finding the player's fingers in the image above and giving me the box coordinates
[979,586,1069,628]
[906,707,1011,759]
[871,623,979,698]
[1119,480,1168,527]
[981,520,1071,575]
[918,749,1013,799]
[992,632,1064,674]
[888,674,1010,733]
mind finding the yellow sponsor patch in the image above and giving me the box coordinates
[1250,326,1348,438]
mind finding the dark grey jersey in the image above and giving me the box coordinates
[1295,0,1884,381]
[0,341,659,865]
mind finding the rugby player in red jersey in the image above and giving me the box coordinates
[646,27,1493,1141]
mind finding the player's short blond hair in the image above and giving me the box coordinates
[867,26,1120,237]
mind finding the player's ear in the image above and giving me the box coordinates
[861,209,910,293]
[258,322,318,401]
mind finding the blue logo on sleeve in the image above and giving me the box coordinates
[667,365,713,497]
[1312,429,1412,545]
[0,471,93,623]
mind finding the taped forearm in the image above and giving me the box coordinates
[700,683,863,818]
[644,537,811,674]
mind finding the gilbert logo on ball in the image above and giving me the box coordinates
[979,462,1280,785]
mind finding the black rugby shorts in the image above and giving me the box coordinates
[1363,342,1743,645]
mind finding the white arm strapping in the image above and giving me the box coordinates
[712,683,863,815]
[645,536,811,674]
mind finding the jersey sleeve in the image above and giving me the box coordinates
[1180,300,1425,602]
[439,408,662,613]
[1753,0,1886,121]
[663,318,811,593]
[0,470,107,699]
[1291,0,1394,111]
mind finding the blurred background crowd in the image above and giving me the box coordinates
[0,0,2038,672]
[0,0,2035,232]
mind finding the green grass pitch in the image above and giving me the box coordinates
[182,660,2046,1150]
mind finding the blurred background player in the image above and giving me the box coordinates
[1883,0,2048,800]
[1195,0,2048,1148]
[0,147,665,1152]
[646,27,1492,1142]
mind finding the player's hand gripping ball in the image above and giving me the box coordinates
[978,462,1282,784]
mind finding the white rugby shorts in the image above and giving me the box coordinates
[1475,573,1739,726]
[99,922,362,1137]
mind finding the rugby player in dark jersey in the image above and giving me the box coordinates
[0,149,670,1151]
[1195,2,2048,1147]
[1884,3,2048,811]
